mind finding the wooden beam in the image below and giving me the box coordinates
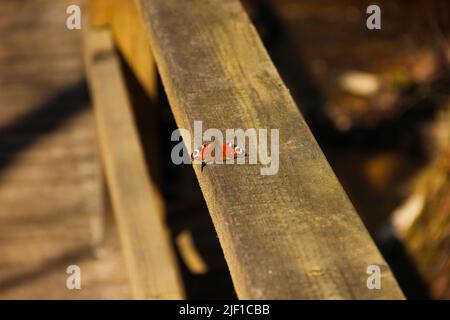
[83,26,184,299]
[89,0,156,97]
[135,0,404,299]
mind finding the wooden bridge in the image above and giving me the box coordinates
[84,0,404,299]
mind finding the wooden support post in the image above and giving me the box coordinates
[83,25,184,299]
[89,0,157,98]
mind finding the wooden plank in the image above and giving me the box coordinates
[135,0,404,299]
[89,0,156,97]
[83,26,184,299]
[0,0,129,299]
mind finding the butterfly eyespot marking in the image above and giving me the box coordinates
[234,146,244,156]
[191,149,201,160]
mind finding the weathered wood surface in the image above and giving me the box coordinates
[84,26,184,299]
[134,0,404,299]
[0,0,130,299]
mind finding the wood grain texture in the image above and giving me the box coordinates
[84,26,184,299]
[135,0,404,299]
[0,0,130,299]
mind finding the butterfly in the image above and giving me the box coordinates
[191,142,245,171]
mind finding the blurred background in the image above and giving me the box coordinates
[0,0,448,299]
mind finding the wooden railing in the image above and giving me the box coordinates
[84,0,405,299]
[84,26,184,299]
